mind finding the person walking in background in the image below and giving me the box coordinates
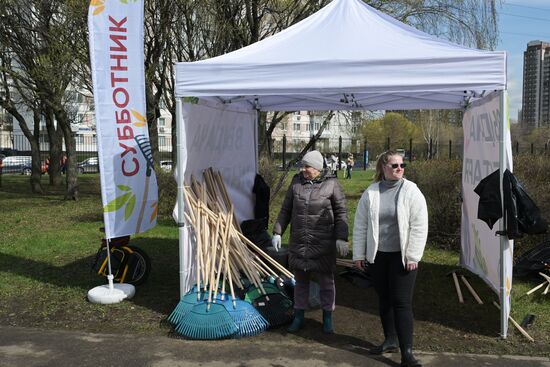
[61,154,67,174]
[352,150,428,367]
[272,150,349,334]
[345,153,354,179]
[330,154,338,175]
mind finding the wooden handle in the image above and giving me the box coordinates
[451,272,464,303]
[460,275,483,304]
[492,301,534,342]
[207,216,221,305]
[234,229,294,278]
[539,272,550,282]
[526,281,547,295]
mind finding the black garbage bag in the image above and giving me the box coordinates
[240,218,272,251]
[515,239,550,278]
[475,169,548,239]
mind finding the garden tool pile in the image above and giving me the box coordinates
[168,168,295,339]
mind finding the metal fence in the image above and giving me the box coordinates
[272,135,467,170]
[1,134,172,164]
[272,136,550,170]
[1,132,547,170]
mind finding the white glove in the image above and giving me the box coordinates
[272,234,282,252]
[336,239,349,257]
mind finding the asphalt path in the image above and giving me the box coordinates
[1,325,549,367]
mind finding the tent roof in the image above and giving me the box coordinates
[174,0,506,111]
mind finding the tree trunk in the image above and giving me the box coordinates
[146,83,160,166]
[170,104,177,166]
[29,137,43,194]
[55,109,79,200]
[30,111,43,194]
[1,102,43,193]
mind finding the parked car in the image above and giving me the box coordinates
[21,160,48,175]
[160,160,173,171]
[77,157,99,174]
[0,156,32,174]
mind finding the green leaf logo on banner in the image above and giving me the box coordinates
[125,195,137,220]
[103,188,138,222]
[117,185,132,192]
[104,192,132,212]
[472,226,488,275]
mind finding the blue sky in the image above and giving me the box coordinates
[498,0,550,121]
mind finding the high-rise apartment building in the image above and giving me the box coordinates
[522,40,550,126]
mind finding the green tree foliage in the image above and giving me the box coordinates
[360,112,422,151]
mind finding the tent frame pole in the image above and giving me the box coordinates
[498,90,508,339]
[176,97,191,298]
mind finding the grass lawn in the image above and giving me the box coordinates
[0,171,549,356]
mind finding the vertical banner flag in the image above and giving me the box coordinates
[88,0,158,239]
[460,91,513,329]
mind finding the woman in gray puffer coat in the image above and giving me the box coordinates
[272,150,349,334]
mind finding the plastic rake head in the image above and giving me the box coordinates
[167,286,206,326]
[174,301,238,340]
[134,134,154,176]
[218,297,269,338]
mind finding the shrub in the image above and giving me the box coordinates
[156,168,177,218]
[509,155,550,257]
[406,159,463,249]
[407,155,550,257]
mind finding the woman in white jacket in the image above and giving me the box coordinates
[353,150,427,367]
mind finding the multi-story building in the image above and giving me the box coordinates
[522,40,550,127]
[271,111,361,154]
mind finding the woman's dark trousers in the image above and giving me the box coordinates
[371,251,417,347]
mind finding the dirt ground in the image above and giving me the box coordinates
[288,267,549,357]
[0,260,548,357]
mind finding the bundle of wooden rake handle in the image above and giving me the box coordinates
[183,167,294,306]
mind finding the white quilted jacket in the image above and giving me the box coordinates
[352,179,428,267]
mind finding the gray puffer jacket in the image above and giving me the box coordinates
[273,171,348,273]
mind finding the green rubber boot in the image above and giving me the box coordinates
[287,309,305,333]
[322,310,334,334]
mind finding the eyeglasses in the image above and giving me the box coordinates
[386,163,407,169]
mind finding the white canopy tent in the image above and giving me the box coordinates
[174,0,510,336]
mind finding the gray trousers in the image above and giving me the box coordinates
[293,270,335,311]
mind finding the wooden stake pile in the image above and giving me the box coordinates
[183,168,293,302]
